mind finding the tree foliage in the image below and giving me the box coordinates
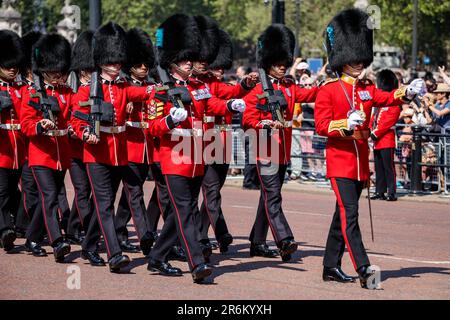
[14,0,449,66]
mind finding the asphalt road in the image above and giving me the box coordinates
[1,181,449,300]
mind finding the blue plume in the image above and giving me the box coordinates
[326,25,334,48]
[155,28,164,48]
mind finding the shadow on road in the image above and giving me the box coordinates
[382,267,450,281]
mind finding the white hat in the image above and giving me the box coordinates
[295,62,309,70]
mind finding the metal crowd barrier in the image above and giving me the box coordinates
[228,122,450,195]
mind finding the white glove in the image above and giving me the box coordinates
[169,107,187,123]
[347,111,364,130]
[230,99,246,113]
[406,78,425,99]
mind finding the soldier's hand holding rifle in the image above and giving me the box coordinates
[39,119,56,130]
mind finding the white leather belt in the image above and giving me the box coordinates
[45,129,68,137]
[100,125,126,134]
[0,123,21,130]
[203,116,215,123]
[126,121,149,129]
[214,124,233,132]
[170,128,203,137]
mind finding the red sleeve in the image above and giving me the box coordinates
[371,107,401,139]
[205,96,232,117]
[20,88,41,137]
[70,86,91,140]
[371,86,406,108]
[212,81,249,99]
[243,85,264,129]
[125,84,153,102]
[294,85,318,103]
[147,101,174,137]
[314,86,348,138]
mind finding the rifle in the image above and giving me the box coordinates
[0,91,13,112]
[74,71,114,140]
[256,68,288,127]
[154,65,191,109]
[28,73,60,124]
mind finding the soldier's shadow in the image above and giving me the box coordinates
[381,267,450,281]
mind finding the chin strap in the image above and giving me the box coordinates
[170,63,192,79]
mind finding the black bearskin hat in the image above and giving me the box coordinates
[256,24,295,70]
[209,29,233,70]
[22,31,42,73]
[71,30,95,72]
[125,28,156,72]
[93,22,127,66]
[155,14,201,69]
[325,8,373,73]
[194,15,220,64]
[0,30,25,69]
[376,69,399,92]
[32,33,71,74]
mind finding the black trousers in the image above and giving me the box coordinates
[31,166,66,246]
[199,163,230,242]
[67,158,93,236]
[146,162,171,232]
[115,162,150,242]
[374,148,396,195]
[0,168,22,233]
[22,162,44,242]
[324,178,370,271]
[243,136,260,189]
[83,163,123,258]
[149,175,204,271]
[249,162,293,246]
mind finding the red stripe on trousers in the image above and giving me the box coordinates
[31,167,53,244]
[330,178,358,271]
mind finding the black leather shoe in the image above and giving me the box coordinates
[191,263,213,283]
[81,250,105,266]
[250,243,279,258]
[140,232,156,256]
[201,244,213,263]
[168,245,187,262]
[53,241,71,262]
[357,265,372,288]
[323,267,356,283]
[119,240,140,253]
[279,239,298,262]
[209,241,219,250]
[386,194,397,201]
[15,228,27,239]
[370,193,386,200]
[108,254,130,273]
[1,229,16,252]
[66,233,84,245]
[25,240,47,257]
[218,233,233,253]
[147,259,182,276]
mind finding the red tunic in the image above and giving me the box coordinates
[198,74,249,164]
[314,74,407,181]
[124,79,154,164]
[369,106,401,150]
[20,84,72,171]
[71,79,153,166]
[243,78,318,164]
[0,81,26,169]
[148,78,231,177]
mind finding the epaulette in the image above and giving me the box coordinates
[322,78,338,86]
[361,78,374,86]
[13,80,26,87]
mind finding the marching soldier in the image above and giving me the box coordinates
[114,28,157,256]
[20,33,73,263]
[192,16,257,253]
[369,69,401,201]
[146,14,245,283]
[66,31,95,245]
[0,30,27,252]
[315,8,424,287]
[71,22,155,272]
[243,24,318,262]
